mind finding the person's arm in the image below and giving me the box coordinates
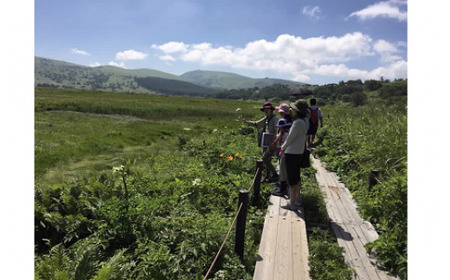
[242,116,265,129]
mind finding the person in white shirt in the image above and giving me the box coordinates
[281,99,309,209]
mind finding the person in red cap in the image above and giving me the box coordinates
[242,102,279,182]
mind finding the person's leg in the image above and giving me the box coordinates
[285,153,302,207]
[290,183,302,205]
[309,125,318,147]
[263,148,277,181]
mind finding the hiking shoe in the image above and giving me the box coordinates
[271,189,285,197]
[281,204,298,211]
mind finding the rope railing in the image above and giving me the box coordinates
[202,161,263,279]
[247,166,261,193]
[202,201,244,280]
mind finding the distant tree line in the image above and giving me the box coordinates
[208,78,407,107]
[208,84,291,101]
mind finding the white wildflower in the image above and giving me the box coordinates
[192,178,202,186]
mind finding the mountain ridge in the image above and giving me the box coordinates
[35,56,306,96]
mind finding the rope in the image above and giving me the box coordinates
[202,202,244,280]
[203,165,261,279]
[247,167,261,193]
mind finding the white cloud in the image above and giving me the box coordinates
[152,42,188,53]
[108,61,126,68]
[159,55,176,62]
[302,6,321,20]
[152,32,406,83]
[115,50,148,60]
[373,40,405,63]
[71,48,90,56]
[313,60,407,81]
[348,0,407,22]
[374,39,398,53]
[89,62,102,67]
[366,60,407,80]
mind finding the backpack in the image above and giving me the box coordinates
[309,107,319,125]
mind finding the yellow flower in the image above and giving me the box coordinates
[227,156,234,161]
[219,153,224,157]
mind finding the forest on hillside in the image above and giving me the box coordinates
[208,78,407,107]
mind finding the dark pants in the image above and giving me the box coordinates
[263,147,277,178]
[285,153,302,186]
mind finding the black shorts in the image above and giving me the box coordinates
[307,124,318,135]
[285,153,302,185]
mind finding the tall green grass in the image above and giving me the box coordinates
[35,87,262,183]
[35,87,248,123]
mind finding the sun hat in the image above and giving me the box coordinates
[276,118,291,128]
[290,99,309,115]
[275,103,290,115]
[260,102,275,111]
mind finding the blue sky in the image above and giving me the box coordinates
[35,0,408,85]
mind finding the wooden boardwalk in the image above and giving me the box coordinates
[311,156,398,280]
[253,195,311,280]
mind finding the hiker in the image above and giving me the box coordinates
[271,103,292,197]
[242,102,279,182]
[307,98,323,148]
[281,99,309,210]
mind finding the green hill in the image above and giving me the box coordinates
[35,56,303,96]
[35,56,200,95]
[181,70,304,90]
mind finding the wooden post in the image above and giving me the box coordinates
[369,170,379,191]
[235,189,249,260]
[252,160,263,206]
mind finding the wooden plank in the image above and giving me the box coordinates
[291,213,303,279]
[254,212,280,279]
[347,225,382,280]
[326,181,389,280]
[312,157,398,280]
[328,183,380,279]
[332,222,372,280]
[268,195,281,216]
[273,209,293,280]
[254,195,311,280]
[297,210,311,280]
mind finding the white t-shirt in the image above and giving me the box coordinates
[281,118,308,154]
